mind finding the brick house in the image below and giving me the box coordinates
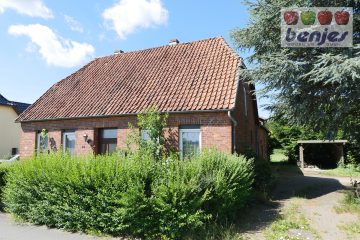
[17,37,268,160]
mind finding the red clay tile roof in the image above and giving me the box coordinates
[17,37,242,122]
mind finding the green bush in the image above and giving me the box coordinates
[0,163,12,211]
[4,150,254,239]
[243,149,274,200]
[253,160,274,200]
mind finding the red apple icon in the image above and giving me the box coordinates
[284,11,299,25]
[317,10,333,25]
[335,10,350,25]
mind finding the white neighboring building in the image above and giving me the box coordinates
[0,94,30,158]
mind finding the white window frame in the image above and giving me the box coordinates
[179,128,201,159]
[63,131,76,155]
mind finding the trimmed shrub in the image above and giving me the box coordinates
[4,150,254,239]
[0,163,12,211]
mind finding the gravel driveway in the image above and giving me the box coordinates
[242,167,360,240]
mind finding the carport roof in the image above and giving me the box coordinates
[297,140,348,144]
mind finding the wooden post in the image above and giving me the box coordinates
[340,143,345,164]
[299,143,304,169]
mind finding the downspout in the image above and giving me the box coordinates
[228,111,237,153]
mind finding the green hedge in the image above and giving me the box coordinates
[3,150,254,239]
[0,163,12,211]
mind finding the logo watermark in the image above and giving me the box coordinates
[281,7,353,48]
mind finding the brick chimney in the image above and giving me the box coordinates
[114,50,124,55]
[169,39,179,46]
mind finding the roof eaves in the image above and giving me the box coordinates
[17,109,231,123]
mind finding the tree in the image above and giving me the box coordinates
[231,0,360,158]
[127,107,168,160]
[267,117,336,163]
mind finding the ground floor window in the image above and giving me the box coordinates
[63,131,76,156]
[36,131,48,154]
[141,130,151,141]
[179,125,201,159]
[99,128,117,155]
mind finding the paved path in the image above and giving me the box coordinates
[0,214,118,240]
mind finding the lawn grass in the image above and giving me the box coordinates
[321,167,360,178]
[264,198,319,240]
[335,191,360,239]
[270,149,303,177]
[334,191,360,217]
[270,149,288,163]
[338,221,360,239]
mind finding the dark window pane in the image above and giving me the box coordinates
[101,129,117,139]
[63,131,76,156]
[99,128,118,155]
[181,131,200,159]
[108,143,117,154]
[100,144,106,154]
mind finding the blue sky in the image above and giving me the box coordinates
[0,0,269,117]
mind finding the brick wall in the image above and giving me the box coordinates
[48,130,61,152]
[201,125,232,153]
[258,127,269,160]
[19,112,232,159]
[231,81,259,155]
[75,129,95,155]
[19,82,268,160]
[19,130,36,158]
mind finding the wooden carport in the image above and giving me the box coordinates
[297,140,348,169]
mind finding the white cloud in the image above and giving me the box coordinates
[64,15,84,33]
[8,24,95,68]
[0,0,53,19]
[103,0,168,39]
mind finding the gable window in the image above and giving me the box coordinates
[243,87,248,117]
[63,131,76,156]
[179,125,201,159]
[36,131,48,154]
[99,128,117,155]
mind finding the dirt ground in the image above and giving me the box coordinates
[241,166,360,240]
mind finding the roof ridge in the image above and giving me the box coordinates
[100,36,225,59]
